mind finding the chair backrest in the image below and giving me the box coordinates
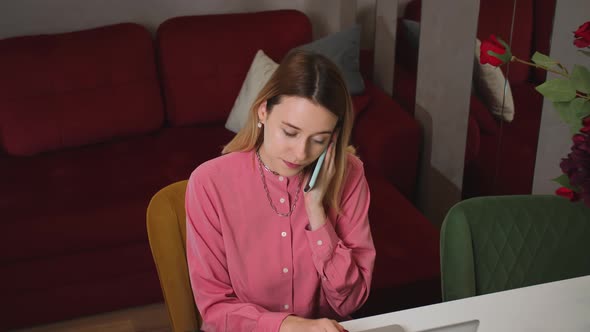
[441,195,590,302]
[146,180,201,332]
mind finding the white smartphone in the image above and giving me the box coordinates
[303,148,328,193]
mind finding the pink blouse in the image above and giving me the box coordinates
[185,150,375,332]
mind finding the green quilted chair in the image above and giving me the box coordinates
[440,195,590,302]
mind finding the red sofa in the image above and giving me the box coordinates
[394,0,555,198]
[0,10,439,330]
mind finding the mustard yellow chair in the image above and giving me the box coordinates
[146,180,202,332]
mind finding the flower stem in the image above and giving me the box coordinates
[511,56,569,78]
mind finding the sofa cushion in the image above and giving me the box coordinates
[470,94,500,135]
[157,10,312,127]
[225,50,278,133]
[464,115,481,163]
[474,38,515,122]
[0,125,235,263]
[501,82,544,148]
[353,80,420,200]
[0,23,164,156]
[297,25,365,95]
[225,49,372,134]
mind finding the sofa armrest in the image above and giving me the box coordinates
[352,81,421,201]
[365,171,440,291]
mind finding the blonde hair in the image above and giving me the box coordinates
[222,49,356,214]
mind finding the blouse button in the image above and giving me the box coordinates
[284,304,289,310]
[279,176,284,181]
[317,240,323,246]
[279,197,286,204]
[281,231,287,237]
[282,267,289,273]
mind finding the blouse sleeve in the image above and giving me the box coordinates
[185,172,290,332]
[304,158,376,317]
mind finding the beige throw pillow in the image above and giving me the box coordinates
[225,50,279,133]
[474,38,515,122]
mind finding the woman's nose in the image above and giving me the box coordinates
[294,140,309,162]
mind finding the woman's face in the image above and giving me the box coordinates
[258,96,338,177]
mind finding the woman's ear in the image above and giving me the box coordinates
[257,101,268,125]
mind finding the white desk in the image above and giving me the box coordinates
[342,275,590,332]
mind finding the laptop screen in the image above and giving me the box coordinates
[358,320,479,332]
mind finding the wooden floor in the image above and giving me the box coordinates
[13,303,171,332]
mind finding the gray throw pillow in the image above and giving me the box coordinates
[401,19,421,51]
[297,25,365,95]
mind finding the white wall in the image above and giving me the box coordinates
[0,0,379,48]
[0,0,305,39]
[414,0,479,226]
[533,0,590,194]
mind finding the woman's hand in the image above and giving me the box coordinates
[303,135,338,230]
[279,315,347,332]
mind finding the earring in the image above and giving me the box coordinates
[257,122,262,128]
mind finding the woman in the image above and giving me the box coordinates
[186,49,375,332]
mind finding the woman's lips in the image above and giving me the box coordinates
[283,160,302,169]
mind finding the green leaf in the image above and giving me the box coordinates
[574,98,590,119]
[578,50,590,57]
[552,174,575,190]
[553,101,571,123]
[555,99,590,134]
[570,65,590,94]
[531,52,556,68]
[487,50,512,65]
[487,36,512,64]
[553,100,584,134]
[570,98,590,133]
[536,79,577,102]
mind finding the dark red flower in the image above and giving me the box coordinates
[573,134,586,144]
[480,35,511,67]
[556,187,580,201]
[573,21,590,48]
[559,130,590,207]
[582,116,590,134]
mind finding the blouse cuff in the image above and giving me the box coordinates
[257,312,292,332]
[305,218,340,261]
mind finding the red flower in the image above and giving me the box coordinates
[573,134,586,144]
[573,21,590,48]
[556,187,580,201]
[560,129,590,206]
[480,35,511,67]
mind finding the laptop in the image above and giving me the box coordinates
[359,319,479,332]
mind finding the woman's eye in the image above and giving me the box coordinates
[283,130,296,137]
[314,140,326,145]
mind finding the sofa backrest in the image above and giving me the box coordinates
[156,10,313,127]
[0,23,164,156]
